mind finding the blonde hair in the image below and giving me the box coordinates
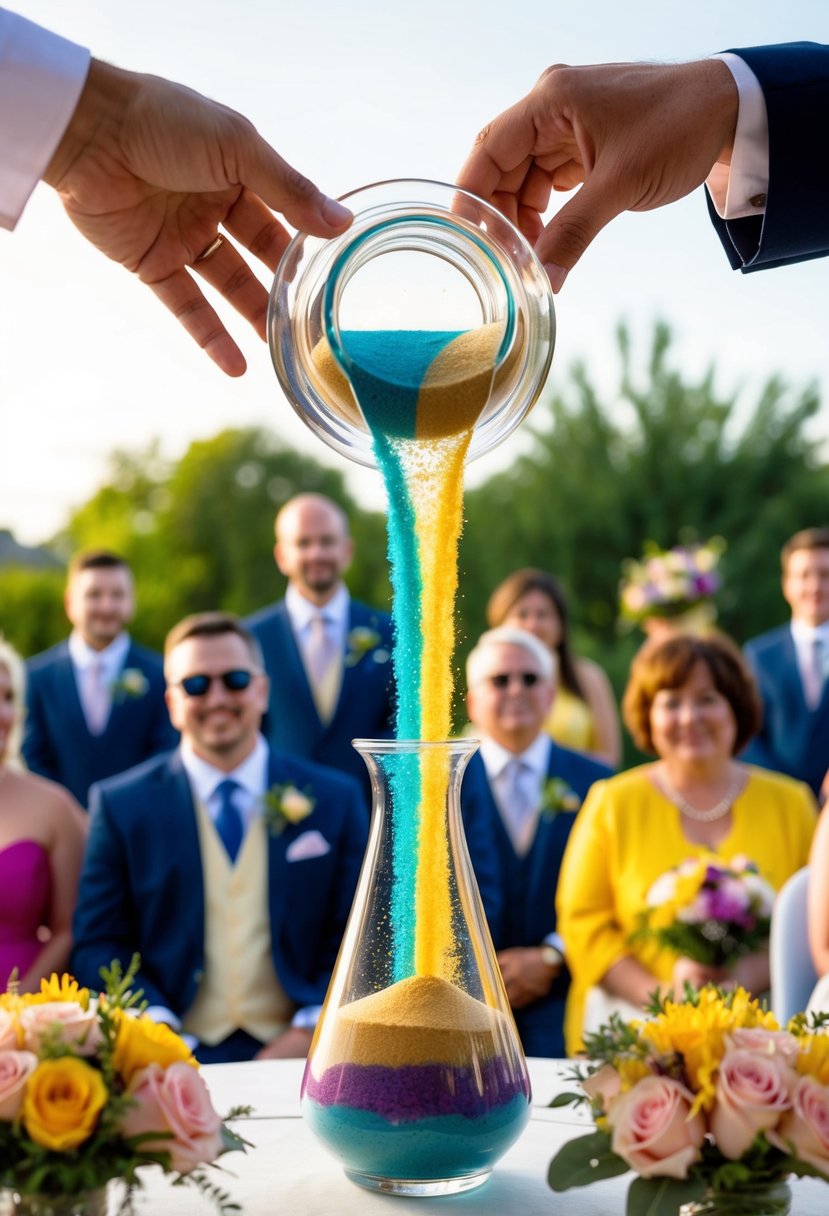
[0,636,26,768]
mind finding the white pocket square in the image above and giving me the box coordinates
[285,830,331,862]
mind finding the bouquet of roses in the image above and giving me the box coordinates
[549,986,829,1215]
[619,538,724,627]
[0,959,247,1214]
[631,856,775,970]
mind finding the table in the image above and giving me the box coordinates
[124,1058,827,1214]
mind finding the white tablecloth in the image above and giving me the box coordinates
[123,1058,827,1214]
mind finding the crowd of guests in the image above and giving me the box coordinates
[2,505,828,1063]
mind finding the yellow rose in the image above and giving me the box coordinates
[22,1058,107,1150]
[112,1011,196,1083]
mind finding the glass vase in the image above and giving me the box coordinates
[301,738,531,1195]
[0,1189,109,1216]
[679,1179,792,1215]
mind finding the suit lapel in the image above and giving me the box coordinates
[272,602,323,732]
[265,751,290,940]
[103,642,142,737]
[163,751,207,954]
[56,646,92,741]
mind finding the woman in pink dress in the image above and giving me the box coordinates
[0,637,86,991]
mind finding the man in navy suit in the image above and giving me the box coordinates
[461,627,612,1057]
[72,611,368,1063]
[247,494,395,798]
[743,528,829,803]
[457,43,829,288]
[22,550,176,806]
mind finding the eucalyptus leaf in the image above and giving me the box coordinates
[548,1130,629,1190]
[626,1174,707,1216]
[548,1092,585,1108]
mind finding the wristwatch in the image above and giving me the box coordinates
[540,943,564,970]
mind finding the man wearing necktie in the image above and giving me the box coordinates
[743,528,829,802]
[71,611,368,1063]
[460,626,612,1057]
[247,494,395,799]
[22,550,176,805]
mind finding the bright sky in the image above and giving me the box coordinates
[1,0,826,544]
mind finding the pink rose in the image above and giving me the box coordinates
[768,1075,829,1177]
[728,1028,800,1060]
[0,1009,18,1052]
[0,1050,38,1120]
[119,1062,223,1173]
[19,1000,100,1056]
[581,1063,622,1110]
[710,1048,793,1159]
[608,1076,705,1178]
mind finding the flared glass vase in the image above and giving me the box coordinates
[680,1179,792,1215]
[301,738,531,1195]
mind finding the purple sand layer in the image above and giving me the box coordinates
[303,1056,530,1121]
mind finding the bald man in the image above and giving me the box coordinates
[247,494,395,793]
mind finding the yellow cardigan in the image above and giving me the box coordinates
[556,765,817,1056]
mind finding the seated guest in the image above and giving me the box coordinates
[461,626,612,1057]
[0,637,86,991]
[486,568,621,766]
[558,632,816,1057]
[71,612,368,1063]
[23,550,177,805]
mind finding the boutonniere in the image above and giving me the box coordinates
[540,777,581,822]
[110,667,150,702]
[344,625,389,667]
[262,784,315,835]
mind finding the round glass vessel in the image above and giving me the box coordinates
[301,739,531,1195]
[268,178,555,467]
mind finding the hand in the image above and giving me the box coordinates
[497,946,559,1009]
[44,60,353,376]
[456,59,737,290]
[671,956,728,999]
[254,1026,314,1060]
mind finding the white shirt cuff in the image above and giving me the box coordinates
[291,1005,322,1030]
[705,52,769,221]
[543,932,566,958]
[0,10,90,229]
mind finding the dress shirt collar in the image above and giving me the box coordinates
[68,630,130,676]
[477,732,552,782]
[285,582,350,632]
[180,733,269,824]
[790,619,829,647]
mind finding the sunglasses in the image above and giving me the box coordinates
[176,669,256,697]
[487,671,541,689]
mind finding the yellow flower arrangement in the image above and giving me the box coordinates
[549,986,829,1216]
[0,959,247,1210]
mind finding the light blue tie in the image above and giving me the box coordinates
[214,779,243,864]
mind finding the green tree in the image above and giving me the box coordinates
[460,321,828,705]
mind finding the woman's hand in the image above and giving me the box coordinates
[671,956,728,998]
[497,946,560,1008]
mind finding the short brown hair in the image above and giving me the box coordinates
[68,550,130,579]
[622,632,761,755]
[164,612,263,670]
[781,528,829,572]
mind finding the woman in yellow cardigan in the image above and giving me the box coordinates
[557,632,816,1056]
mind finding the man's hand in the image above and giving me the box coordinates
[45,61,352,376]
[254,1026,314,1060]
[457,59,738,291]
[497,946,559,1009]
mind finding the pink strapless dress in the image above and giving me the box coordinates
[0,840,50,989]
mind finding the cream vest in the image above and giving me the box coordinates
[182,800,293,1045]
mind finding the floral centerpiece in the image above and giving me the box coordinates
[631,857,776,969]
[619,539,725,629]
[548,986,829,1215]
[0,960,247,1215]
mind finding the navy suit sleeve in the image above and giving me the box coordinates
[21,669,59,782]
[709,42,829,271]
[71,784,170,1007]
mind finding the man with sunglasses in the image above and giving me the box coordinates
[71,611,368,1063]
[461,626,612,1057]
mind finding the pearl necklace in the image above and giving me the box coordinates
[657,773,742,823]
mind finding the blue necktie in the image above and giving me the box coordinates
[214,779,243,863]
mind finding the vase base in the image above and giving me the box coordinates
[344,1167,491,1196]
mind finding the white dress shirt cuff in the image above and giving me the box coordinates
[0,11,90,229]
[705,53,769,221]
[291,1005,322,1030]
[543,932,566,958]
[143,1004,199,1052]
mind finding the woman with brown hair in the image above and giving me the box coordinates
[486,568,621,767]
[557,632,816,1055]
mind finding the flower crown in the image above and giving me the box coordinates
[619,538,725,626]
